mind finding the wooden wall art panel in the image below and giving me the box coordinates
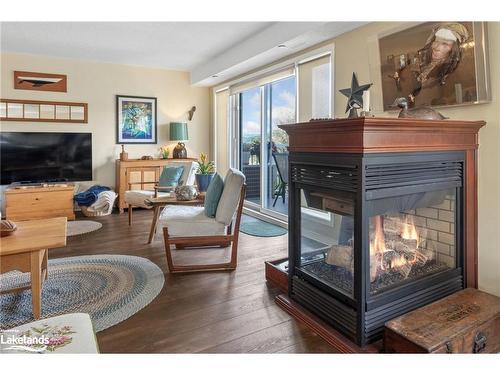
[0,99,88,124]
[14,71,67,92]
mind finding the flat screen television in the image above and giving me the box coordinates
[1,132,92,185]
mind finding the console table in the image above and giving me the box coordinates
[5,184,75,221]
[115,158,197,213]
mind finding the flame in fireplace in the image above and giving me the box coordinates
[370,214,422,280]
[401,216,419,246]
[371,216,387,253]
[370,216,388,271]
[391,254,407,268]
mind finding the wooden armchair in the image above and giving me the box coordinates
[127,181,177,196]
[159,168,246,273]
[124,160,198,225]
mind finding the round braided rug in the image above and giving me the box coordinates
[67,220,102,237]
[0,255,164,332]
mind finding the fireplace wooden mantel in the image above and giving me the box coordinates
[279,117,486,288]
[279,117,485,154]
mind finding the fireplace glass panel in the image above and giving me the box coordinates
[299,189,355,297]
[368,189,457,295]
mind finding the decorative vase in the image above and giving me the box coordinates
[195,173,215,192]
[120,145,128,161]
[175,185,199,201]
[173,142,187,159]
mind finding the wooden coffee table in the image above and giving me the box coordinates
[145,194,205,244]
[0,217,67,319]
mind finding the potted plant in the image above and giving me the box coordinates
[195,153,215,192]
[159,145,170,159]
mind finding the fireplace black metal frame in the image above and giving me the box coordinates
[288,151,465,345]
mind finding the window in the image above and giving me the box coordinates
[213,45,334,221]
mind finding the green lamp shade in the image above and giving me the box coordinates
[169,122,188,141]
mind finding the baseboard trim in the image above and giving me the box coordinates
[242,207,288,229]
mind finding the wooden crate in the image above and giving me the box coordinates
[384,288,500,353]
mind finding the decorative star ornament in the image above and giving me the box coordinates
[339,73,373,118]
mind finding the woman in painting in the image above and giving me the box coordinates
[397,23,470,105]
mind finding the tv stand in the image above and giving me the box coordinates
[12,178,69,187]
[5,184,75,221]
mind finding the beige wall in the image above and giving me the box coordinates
[211,22,500,296]
[0,52,211,189]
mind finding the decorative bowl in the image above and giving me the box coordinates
[0,220,17,237]
[175,185,199,201]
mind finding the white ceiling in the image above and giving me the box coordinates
[193,22,367,86]
[0,22,367,86]
[0,22,273,69]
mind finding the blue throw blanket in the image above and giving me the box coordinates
[74,185,111,206]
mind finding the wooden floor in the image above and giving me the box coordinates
[52,210,335,353]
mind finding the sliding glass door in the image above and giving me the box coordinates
[237,75,296,219]
[239,87,262,207]
[217,47,333,223]
[263,77,295,216]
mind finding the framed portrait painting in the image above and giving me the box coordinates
[116,95,157,144]
[378,22,490,111]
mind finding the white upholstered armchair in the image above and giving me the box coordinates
[155,168,246,273]
[124,160,198,225]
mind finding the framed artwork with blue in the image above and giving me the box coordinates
[116,95,157,144]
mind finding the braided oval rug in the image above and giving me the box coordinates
[0,255,164,332]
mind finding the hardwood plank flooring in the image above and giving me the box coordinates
[51,209,334,353]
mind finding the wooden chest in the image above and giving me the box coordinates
[5,185,75,221]
[384,288,500,353]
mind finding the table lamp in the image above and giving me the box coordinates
[169,122,188,159]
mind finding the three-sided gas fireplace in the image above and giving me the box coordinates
[279,117,485,346]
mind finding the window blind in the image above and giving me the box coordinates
[298,54,332,122]
[214,88,230,176]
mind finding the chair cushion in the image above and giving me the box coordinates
[204,173,224,218]
[124,190,171,208]
[166,160,198,186]
[156,205,226,238]
[216,168,246,226]
[158,166,183,189]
